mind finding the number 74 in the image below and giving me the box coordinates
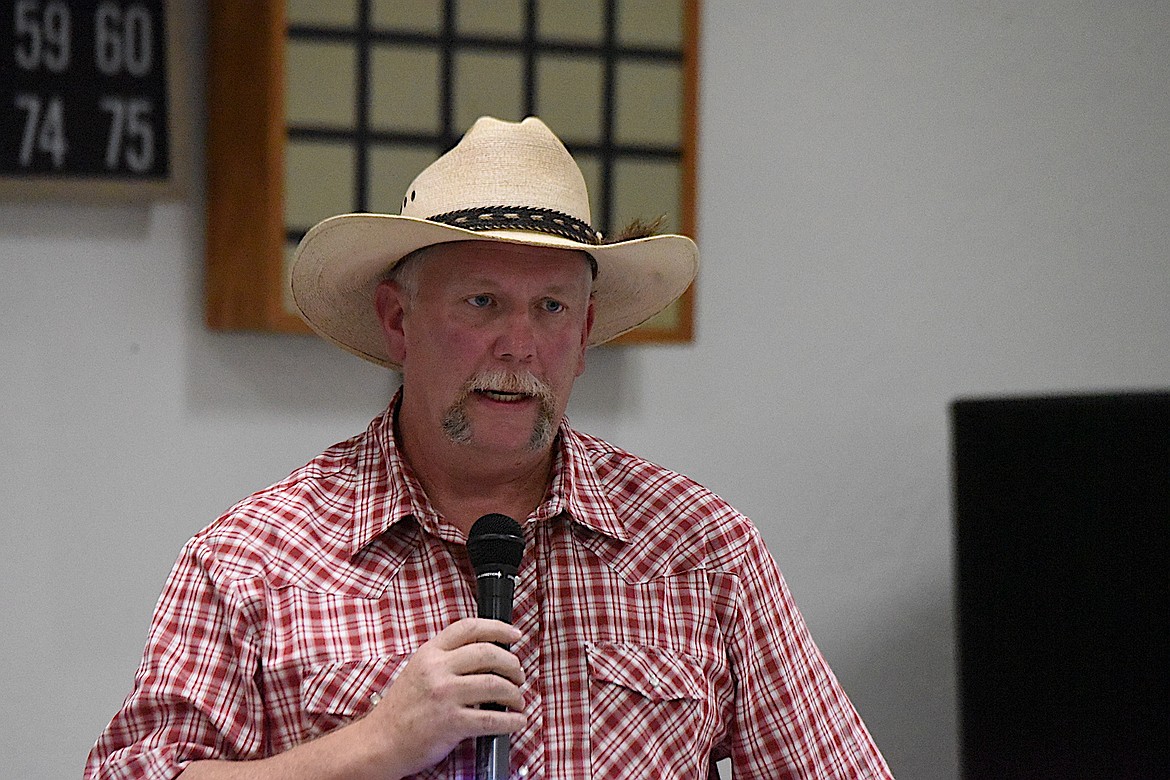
[14,93,67,169]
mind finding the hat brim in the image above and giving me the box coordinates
[290,213,699,370]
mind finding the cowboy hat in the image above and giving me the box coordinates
[290,116,699,369]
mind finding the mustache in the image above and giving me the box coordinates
[462,369,555,402]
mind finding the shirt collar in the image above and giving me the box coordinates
[349,394,434,558]
[538,423,630,543]
[349,391,630,558]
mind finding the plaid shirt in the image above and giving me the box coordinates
[87,400,891,779]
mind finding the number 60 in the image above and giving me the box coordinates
[94,1,153,76]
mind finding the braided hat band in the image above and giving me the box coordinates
[427,206,600,245]
[427,206,601,277]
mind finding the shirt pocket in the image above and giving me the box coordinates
[301,654,409,737]
[586,642,713,778]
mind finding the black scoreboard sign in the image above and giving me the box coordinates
[1,0,178,196]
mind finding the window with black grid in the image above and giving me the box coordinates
[283,0,693,333]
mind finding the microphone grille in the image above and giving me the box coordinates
[467,513,525,575]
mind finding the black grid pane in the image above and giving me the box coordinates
[284,0,689,247]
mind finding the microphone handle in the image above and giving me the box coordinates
[476,571,516,622]
[476,732,510,780]
[475,571,517,780]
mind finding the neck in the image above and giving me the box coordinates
[394,406,558,536]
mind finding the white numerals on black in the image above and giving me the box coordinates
[13,0,72,72]
[9,2,159,173]
[15,93,68,168]
[99,96,153,172]
[95,2,153,76]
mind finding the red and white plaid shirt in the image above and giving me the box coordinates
[87,400,891,779]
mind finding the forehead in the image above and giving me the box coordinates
[418,240,593,286]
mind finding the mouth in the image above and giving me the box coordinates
[445,372,560,450]
[474,389,533,403]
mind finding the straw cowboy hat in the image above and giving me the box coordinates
[290,116,699,369]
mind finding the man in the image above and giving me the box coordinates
[87,117,892,779]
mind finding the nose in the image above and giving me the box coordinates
[494,308,536,362]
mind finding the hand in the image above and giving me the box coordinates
[356,618,526,779]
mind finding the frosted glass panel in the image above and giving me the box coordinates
[285,141,355,228]
[536,55,604,144]
[453,51,526,131]
[613,157,681,232]
[537,0,605,44]
[614,60,681,147]
[286,41,356,128]
[288,0,356,27]
[371,0,442,33]
[368,145,442,214]
[458,0,525,37]
[369,46,442,133]
[618,0,683,48]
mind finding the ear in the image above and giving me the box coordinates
[374,280,408,366]
[576,297,595,377]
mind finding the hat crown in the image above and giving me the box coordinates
[400,116,593,226]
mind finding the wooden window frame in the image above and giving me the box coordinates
[205,0,699,344]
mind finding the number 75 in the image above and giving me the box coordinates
[99,96,154,173]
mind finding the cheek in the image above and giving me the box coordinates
[546,334,588,386]
[410,316,486,361]
[552,318,590,379]
[403,328,478,394]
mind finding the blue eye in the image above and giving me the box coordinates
[468,294,493,308]
[541,299,565,314]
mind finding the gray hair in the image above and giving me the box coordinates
[383,246,430,308]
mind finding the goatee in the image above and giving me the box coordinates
[441,369,559,451]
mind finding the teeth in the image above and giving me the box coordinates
[481,390,525,402]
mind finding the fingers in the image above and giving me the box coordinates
[430,618,524,687]
[446,643,524,685]
[356,619,527,777]
[463,705,527,738]
[409,618,526,706]
[432,617,521,650]
[444,672,526,714]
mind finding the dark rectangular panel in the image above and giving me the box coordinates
[952,392,1169,779]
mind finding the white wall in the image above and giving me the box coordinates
[2,2,1167,778]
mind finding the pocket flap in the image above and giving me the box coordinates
[586,642,705,702]
[302,655,408,717]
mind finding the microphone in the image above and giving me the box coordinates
[466,513,526,780]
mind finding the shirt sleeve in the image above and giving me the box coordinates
[722,527,893,779]
[84,537,267,780]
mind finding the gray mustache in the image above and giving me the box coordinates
[463,370,554,402]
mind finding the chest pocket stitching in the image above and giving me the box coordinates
[586,642,706,702]
[302,655,410,717]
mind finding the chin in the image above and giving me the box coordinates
[472,419,556,455]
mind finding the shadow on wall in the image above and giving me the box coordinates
[185,327,395,416]
[0,200,153,240]
[840,575,960,780]
[569,344,638,420]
